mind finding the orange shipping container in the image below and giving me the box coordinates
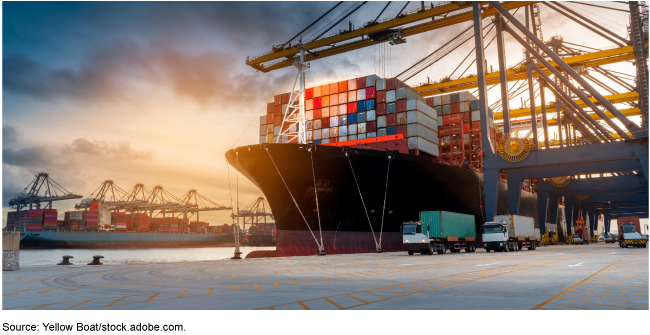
[314,86,322,98]
[322,106,330,118]
[338,80,348,92]
[322,95,330,107]
[330,82,339,94]
[321,84,330,96]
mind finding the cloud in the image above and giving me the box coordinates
[67,138,157,161]
[3,125,19,145]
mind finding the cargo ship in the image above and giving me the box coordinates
[17,230,235,249]
[229,75,538,258]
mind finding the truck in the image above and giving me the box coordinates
[617,216,647,248]
[402,211,476,255]
[482,215,538,252]
[572,230,589,244]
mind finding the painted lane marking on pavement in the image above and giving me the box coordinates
[568,262,585,267]
[476,262,502,267]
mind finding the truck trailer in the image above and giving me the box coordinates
[483,215,538,252]
[402,211,477,255]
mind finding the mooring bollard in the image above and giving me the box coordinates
[87,255,104,265]
[57,256,74,265]
[3,231,21,271]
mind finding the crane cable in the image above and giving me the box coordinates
[281,1,344,47]
[309,147,325,254]
[311,2,368,42]
[378,155,392,251]
[345,151,380,252]
[265,147,323,251]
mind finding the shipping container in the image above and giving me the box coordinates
[322,128,330,138]
[322,117,330,128]
[367,121,377,132]
[396,87,422,101]
[386,114,397,127]
[349,123,358,135]
[617,216,641,235]
[367,109,376,121]
[396,112,407,125]
[339,115,348,126]
[358,122,367,133]
[357,88,366,101]
[387,102,396,114]
[306,110,313,121]
[339,135,348,142]
[348,90,357,102]
[396,100,407,113]
[387,126,397,135]
[408,137,439,156]
[366,86,376,99]
[378,128,387,137]
[338,104,347,115]
[471,110,481,121]
[322,95,330,107]
[367,131,377,138]
[330,116,339,127]
[377,115,386,128]
[260,115,267,125]
[338,92,347,104]
[493,215,536,239]
[306,120,313,130]
[314,108,322,119]
[358,133,367,140]
[338,80,348,92]
[442,94,451,105]
[376,78,386,91]
[366,99,376,110]
[450,93,460,103]
[331,126,339,137]
[387,90,396,103]
[419,211,476,239]
[396,125,408,138]
[357,100,366,112]
[349,113,357,124]
[306,99,314,110]
[348,102,357,114]
[330,82,339,94]
[460,101,470,113]
[358,111,366,123]
[442,105,451,115]
[461,112,470,123]
[407,124,438,144]
[348,78,357,91]
[377,103,387,115]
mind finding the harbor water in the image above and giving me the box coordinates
[18,246,276,266]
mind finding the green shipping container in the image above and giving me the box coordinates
[419,211,476,239]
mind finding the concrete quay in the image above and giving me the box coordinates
[3,243,647,310]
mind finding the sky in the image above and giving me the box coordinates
[2,1,645,227]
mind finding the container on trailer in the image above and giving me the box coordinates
[493,215,536,239]
[408,137,439,156]
[419,211,476,238]
[617,216,641,234]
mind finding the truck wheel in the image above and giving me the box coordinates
[486,248,490,252]
[437,245,446,254]
[503,244,509,252]
[471,243,476,252]
[408,250,413,255]
[532,242,536,250]
[428,245,434,255]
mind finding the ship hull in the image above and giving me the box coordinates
[226,144,538,258]
[19,231,235,249]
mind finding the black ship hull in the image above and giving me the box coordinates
[226,144,538,257]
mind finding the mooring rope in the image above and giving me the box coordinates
[346,150,380,252]
[378,155,392,250]
[309,147,325,253]
[265,147,322,250]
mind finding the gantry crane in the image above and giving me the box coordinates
[230,197,274,232]
[9,172,82,211]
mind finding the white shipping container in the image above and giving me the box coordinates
[407,110,437,130]
[489,116,494,128]
[357,89,366,101]
[313,119,322,129]
[260,115,267,125]
[459,101,470,113]
[322,107,330,118]
[376,78,386,91]
[339,136,348,142]
[367,131,377,138]
[330,116,339,127]
[437,115,443,126]
[306,131,313,141]
[441,95,451,105]
[306,120,313,131]
[349,135,358,141]
[459,91,469,102]
[313,129,322,140]
[366,109,376,121]
[406,99,437,118]
[407,124,438,144]
[378,128,387,137]
[338,104,347,115]
[377,115,387,128]
[397,87,424,101]
[339,125,348,136]
[407,137,439,157]
[471,110,481,121]
[535,228,541,241]
[358,122,367,133]
[348,123,357,135]
[322,128,330,138]
[259,135,267,144]
[358,133,367,140]
[492,215,536,239]
[331,126,339,137]
[274,126,280,136]
[321,138,330,144]
[386,90,396,103]
[306,110,313,120]
[468,92,478,100]
[433,96,442,106]
[259,125,267,136]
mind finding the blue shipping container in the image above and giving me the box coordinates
[357,111,366,123]
[387,102,396,114]
[348,113,357,124]
[366,98,376,110]
[470,100,480,111]
[357,100,366,112]
[313,140,321,145]
[387,126,397,135]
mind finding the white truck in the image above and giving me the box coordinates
[482,215,538,252]
[619,223,647,248]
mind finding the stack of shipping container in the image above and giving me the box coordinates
[180,219,190,233]
[64,211,83,231]
[43,209,58,230]
[133,214,150,232]
[83,210,99,231]
[428,91,495,169]
[112,212,128,231]
[260,75,439,156]
[27,210,44,231]
[5,211,28,231]
[164,217,180,233]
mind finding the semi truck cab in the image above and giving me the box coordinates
[619,223,647,248]
[402,221,433,255]
[481,221,510,252]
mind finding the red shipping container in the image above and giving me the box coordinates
[367,121,377,132]
[451,102,460,114]
[306,87,314,99]
[321,84,330,96]
[450,124,462,134]
[386,114,397,126]
[274,116,282,126]
[443,115,450,125]
[396,100,407,113]
[322,95,330,107]
[314,97,322,109]
[425,97,434,107]
[377,90,386,103]
[377,103,387,115]
[330,82,339,94]
[267,113,274,125]
[267,102,274,113]
[617,216,641,235]
[313,108,322,119]
[463,122,471,133]
[366,86,376,99]
[356,77,366,89]
[282,92,290,104]
[338,80,348,92]
[274,105,281,116]
[396,125,408,137]
[461,112,470,123]
[322,117,330,128]
[449,113,462,124]
[348,102,357,114]
[330,137,339,143]
[274,94,282,105]
[472,121,481,129]
[386,78,404,90]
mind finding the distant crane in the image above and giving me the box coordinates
[231,197,274,232]
[9,172,82,211]
[176,189,231,221]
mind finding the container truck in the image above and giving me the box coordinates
[482,215,538,252]
[402,211,476,255]
[617,216,647,248]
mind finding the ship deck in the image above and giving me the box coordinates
[3,243,647,310]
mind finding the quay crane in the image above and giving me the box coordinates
[9,172,82,211]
